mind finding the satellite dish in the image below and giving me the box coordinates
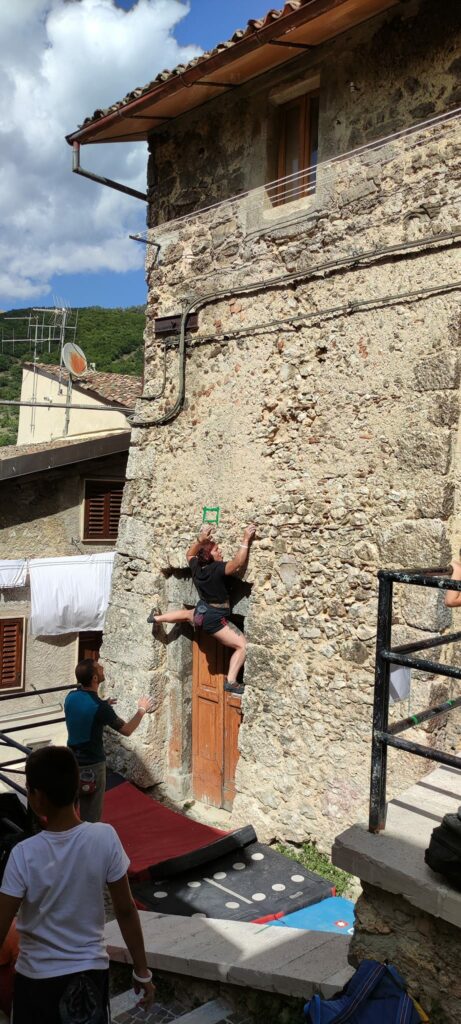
[62,342,88,377]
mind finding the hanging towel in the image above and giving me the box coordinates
[29,553,115,636]
[389,663,411,703]
[0,560,27,588]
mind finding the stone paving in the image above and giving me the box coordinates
[110,990,252,1024]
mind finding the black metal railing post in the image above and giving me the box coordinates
[369,572,393,832]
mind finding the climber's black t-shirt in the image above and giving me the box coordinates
[188,557,230,605]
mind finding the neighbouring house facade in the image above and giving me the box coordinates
[17,363,139,444]
[0,433,130,759]
[0,359,141,765]
[68,0,461,844]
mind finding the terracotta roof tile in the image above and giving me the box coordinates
[24,363,142,408]
[79,1,304,128]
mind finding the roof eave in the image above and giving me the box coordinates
[0,432,131,482]
[66,0,370,146]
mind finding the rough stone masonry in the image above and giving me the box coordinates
[103,0,461,846]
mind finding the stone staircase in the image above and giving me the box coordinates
[110,992,249,1024]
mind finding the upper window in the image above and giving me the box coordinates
[83,479,124,542]
[0,618,24,692]
[275,92,319,205]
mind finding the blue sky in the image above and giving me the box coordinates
[0,0,272,312]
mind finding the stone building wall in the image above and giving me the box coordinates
[102,0,461,845]
[350,883,460,1024]
[0,452,127,726]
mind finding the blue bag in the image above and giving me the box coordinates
[304,960,423,1023]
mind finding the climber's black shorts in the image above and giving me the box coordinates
[193,601,231,635]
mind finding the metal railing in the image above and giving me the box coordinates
[0,685,75,797]
[369,567,461,832]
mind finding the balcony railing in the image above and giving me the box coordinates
[136,106,461,251]
[0,685,74,797]
[369,567,461,832]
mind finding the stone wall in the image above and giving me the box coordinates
[102,0,461,844]
[351,883,461,1024]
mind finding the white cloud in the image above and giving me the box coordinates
[0,0,200,305]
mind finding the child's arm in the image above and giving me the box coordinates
[0,894,21,950]
[108,874,155,1009]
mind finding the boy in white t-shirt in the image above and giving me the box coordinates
[0,746,155,1024]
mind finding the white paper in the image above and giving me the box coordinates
[389,663,411,704]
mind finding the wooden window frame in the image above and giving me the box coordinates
[82,478,124,543]
[0,617,25,693]
[275,90,319,206]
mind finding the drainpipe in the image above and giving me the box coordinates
[72,142,147,202]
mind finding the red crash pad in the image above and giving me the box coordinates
[102,778,255,877]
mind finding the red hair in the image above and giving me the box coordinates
[197,542,214,566]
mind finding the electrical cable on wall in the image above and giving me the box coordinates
[131,224,461,427]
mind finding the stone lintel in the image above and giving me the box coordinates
[332,765,461,928]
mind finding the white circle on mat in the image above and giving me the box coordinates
[187,881,201,888]
[233,862,246,870]
[291,874,305,883]
[252,892,266,901]
[225,901,240,909]
[251,852,264,861]
[192,913,207,918]
[213,872,227,880]
[272,883,286,892]
[153,891,167,898]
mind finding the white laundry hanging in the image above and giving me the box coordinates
[0,560,27,588]
[29,553,115,636]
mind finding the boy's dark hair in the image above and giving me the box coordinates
[75,658,96,688]
[26,746,79,807]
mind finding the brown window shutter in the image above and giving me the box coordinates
[84,480,124,541]
[0,619,23,690]
[108,485,124,539]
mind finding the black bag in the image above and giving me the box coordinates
[424,806,461,890]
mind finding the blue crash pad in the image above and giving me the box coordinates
[269,895,355,934]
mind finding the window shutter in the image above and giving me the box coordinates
[108,486,123,539]
[0,619,23,690]
[84,480,124,540]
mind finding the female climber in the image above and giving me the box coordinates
[150,524,256,695]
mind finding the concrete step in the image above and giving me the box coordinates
[173,998,234,1023]
[106,911,353,1000]
[332,764,461,927]
[110,990,239,1023]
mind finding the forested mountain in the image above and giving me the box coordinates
[0,306,145,445]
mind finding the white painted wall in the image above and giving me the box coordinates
[17,367,130,444]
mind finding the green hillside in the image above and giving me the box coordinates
[0,306,145,445]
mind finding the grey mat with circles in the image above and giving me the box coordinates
[131,842,333,923]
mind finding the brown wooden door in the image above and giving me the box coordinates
[78,631,103,663]
[192,631,242,809]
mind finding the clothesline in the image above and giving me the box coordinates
[0,555,116,636]
[0,552,117,585]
